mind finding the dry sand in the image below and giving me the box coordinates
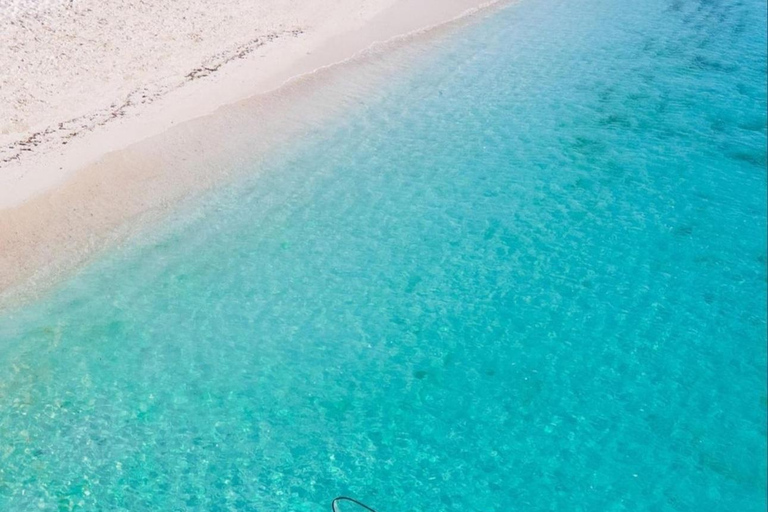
[0,0,503,303]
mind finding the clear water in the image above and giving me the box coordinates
[1,0,766,510]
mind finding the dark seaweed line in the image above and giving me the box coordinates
[0,28,305,167]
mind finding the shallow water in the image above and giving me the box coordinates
[0,0,766,510]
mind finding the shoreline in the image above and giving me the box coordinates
[0,0,507,305]
[0,0,501,209]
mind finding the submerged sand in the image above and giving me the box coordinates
[0,0,504,303]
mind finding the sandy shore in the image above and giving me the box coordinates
[0,0,503,303]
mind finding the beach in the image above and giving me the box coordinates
[0,0,500,300]
[0,0,765,509]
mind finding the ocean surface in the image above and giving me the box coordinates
[0,0,766,510]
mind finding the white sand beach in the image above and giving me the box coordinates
[0,0,502,300]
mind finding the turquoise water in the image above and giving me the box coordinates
[1,0,766,510]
